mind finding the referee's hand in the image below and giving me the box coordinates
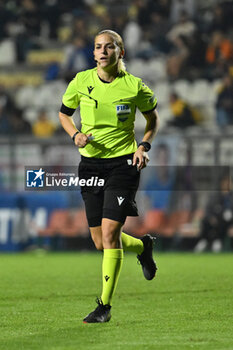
[74,133,92,148]
[133,148,150,170]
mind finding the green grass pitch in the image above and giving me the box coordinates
[0,252,232,350]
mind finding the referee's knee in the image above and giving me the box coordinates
[102,222,122,248]
[94,240,103,251]
[90,235,103,250]
[89,226,103,250]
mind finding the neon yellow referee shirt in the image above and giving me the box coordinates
[62,67,157,158]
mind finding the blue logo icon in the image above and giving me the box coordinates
[26,168,45,187]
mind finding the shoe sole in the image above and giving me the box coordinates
[83,316,111,324]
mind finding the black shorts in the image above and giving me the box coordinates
[78,153,140,227]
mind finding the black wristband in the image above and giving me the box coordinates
[138,141,151,152]
[72,131,79,142]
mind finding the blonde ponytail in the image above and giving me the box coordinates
[118,58,126,71]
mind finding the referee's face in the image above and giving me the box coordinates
[94,34,122,69]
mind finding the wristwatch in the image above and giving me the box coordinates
[138,141,151,152]
[72,131,80,142]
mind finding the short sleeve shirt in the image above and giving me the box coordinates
[62,67,157,158]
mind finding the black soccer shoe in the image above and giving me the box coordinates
[83,298,111,323]
[137,234,157,280]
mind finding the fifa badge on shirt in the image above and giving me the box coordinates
[116,104,131,122]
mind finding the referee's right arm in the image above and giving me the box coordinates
[59,111,92,148]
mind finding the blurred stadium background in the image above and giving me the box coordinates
[0,0,233,252]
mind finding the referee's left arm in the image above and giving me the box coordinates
[141,108,160,145]
[133,109,160,169]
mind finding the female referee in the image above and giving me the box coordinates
[59,30,160,323]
